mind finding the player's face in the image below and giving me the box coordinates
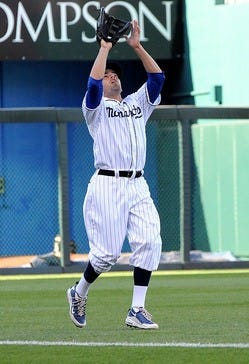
[103,70,122,96]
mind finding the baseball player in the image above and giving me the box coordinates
[67,20,165,329]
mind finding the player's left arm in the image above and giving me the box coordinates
[126,20,162,73]
[146,73,165,104]
[126,20,165,103]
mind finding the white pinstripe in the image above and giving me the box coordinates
[82,83,162,273]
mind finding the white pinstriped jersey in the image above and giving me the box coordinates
[82,83,160,170]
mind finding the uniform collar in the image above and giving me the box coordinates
[104,97,123,103]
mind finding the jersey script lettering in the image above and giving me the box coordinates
[106,105,142,119]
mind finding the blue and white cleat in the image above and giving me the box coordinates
[67,283,87,328]
[125,307,159,329]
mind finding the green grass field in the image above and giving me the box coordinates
[0,270,248,363]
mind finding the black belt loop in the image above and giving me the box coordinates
[98,169,142,178]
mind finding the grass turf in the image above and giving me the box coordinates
[0,270,249,363]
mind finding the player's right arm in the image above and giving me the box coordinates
[90,40,112,79]
[85,40,112,109]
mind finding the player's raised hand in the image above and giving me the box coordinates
[100,39,113,50]
[125,20,141,49]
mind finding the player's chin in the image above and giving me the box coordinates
[112,85,121,92]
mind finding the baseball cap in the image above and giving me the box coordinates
[105,62,122,79]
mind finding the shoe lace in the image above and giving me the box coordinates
[73,295,87,317]
[139,307,152,321]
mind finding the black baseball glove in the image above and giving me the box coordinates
[96,7,132,46]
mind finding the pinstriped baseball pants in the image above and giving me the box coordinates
[83,172,162,274]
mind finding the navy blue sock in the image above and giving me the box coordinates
[84,261,100,283]
[133,266,152,286]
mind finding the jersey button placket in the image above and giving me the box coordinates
[124,103,137,170]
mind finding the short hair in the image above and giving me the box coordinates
[105,62,122,79]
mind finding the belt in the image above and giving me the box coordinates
[98,169,142,178]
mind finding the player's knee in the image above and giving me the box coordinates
[89,253,119,274]
[129,238,162,271]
